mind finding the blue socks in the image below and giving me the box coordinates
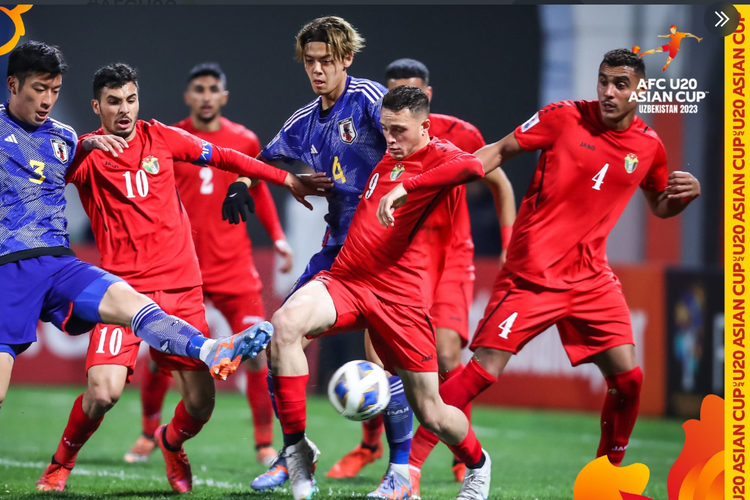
[267,363,280,418]
[130,303,206,358]
[382,375,413,465]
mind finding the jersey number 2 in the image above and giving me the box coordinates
[199,168,214,194]
[592,163,609,191]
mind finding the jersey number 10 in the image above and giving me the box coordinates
[123,171,150,198]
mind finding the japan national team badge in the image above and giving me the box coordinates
[141,155,160,174]
[624,153,639,174]
[391,163,405,181]
[338,117,357,144]
[50,138,69,164]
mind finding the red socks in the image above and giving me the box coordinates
[410,359,497,469]
[446,427,483,468]
[140,364,170,438]
[164,400,210,449]
[597,366,643,466]
[245,366,274,448]
[272,374,309,437]
[53,394,104,469]
[362,414,385,449]
[442,365,473,463]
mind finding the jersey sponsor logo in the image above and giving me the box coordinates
[579,142,595,151]
[421,354,434,362]
[390,163,405,181]
[141,155,160,174]
[50,138,69,164]
[337,117,357,144]
[4,134,17,144]
[520,112,539,132]
[624,153,639,173]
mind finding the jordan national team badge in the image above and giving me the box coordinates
[624,153,639,174]
[141,155,160,174]
[390,163,405,181]
[338,117,357,144]
[50,138,69,164]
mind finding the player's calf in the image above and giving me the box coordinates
[84,365,128,418]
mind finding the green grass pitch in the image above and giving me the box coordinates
[0,385,685,499]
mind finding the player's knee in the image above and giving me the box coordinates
[89,386,121,411]
[410,398,443,434]
[270,307,305,345]
[437,347,461,372]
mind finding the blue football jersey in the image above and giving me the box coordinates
[0,103,78,263]
[261,76,386,246]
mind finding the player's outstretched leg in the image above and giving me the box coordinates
[125,361,170,463]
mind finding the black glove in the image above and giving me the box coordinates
[222,181,255,224]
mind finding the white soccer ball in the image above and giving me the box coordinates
[327,360,391,421]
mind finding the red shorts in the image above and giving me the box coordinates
[312,272,438,373]
[470,269,633,366]
[430,277,473,346]
[85,286,209,380]
[661,43,678,58]
[205,290,265,335]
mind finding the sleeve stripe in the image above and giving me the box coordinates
[350,78,385,97]
[349,81,384,103]
[347,85,377,104]
[283,107,316,132]
[49,118,78,136]
[282,99,320,129]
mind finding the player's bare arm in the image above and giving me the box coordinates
[474,132,526,174]
[642,170,701,219]
[377,182,408,227]
[686,33,703,42]
[80,134,128,157]
[482,167,516,267]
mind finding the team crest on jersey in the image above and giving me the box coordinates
[390,164,405,181]
[624,153,639,174]
[141,155,160,174]
[338,117,357,144]
[50,138,69,164]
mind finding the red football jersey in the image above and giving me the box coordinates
[67,120,287,292]
[507,100,669,288]
[428,113,486,281]
[330,138,482,308]
[172,117,284,295]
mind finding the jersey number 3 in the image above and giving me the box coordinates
[28,160,46,184]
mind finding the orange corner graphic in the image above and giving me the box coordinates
[0,5,32,57]
[573,456,652,500]
[667,394,724,500]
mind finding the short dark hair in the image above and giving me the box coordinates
[187,62,226,86]
[385,58,429,85]
[7,41,67,85]
[93,63,138,100]
[382,85,429,117]
[601,49,646,78]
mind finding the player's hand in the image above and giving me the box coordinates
[298,172,334,193]
[377,183,408,228]
[274,239,294,274]
[697,37,703,42]
[284,173,329,211]
[498,248,507,270]
[665,171,700,200]
[222,181,255,224]
[81,135,128,157]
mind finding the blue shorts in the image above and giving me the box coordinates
[285,245,343,302]
[0,255,122,350]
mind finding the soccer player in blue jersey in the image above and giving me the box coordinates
[0,42,271,420]
[222,17,413,498]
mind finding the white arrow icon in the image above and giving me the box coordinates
[715,10,730,27]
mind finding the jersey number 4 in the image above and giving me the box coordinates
[592,163,609,191]
[498,312,518,339]
[332,156,347,183]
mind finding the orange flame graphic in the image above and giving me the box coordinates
[573,456,653,500]
[667,394,724,500]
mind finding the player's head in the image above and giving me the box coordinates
[92,63,139,140]
[384,58,433,101]
[6,41,67,126]
[184,62,228,123]
[380,85,430,161]
[295,16,364,100]
[597,49,645,129]
[670,24,677,34]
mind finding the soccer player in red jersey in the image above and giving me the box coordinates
[636,25,702,72]
[269,86,491,500]
[36,63,318,493]
[408,49,702,473]
[123,63,288,467]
